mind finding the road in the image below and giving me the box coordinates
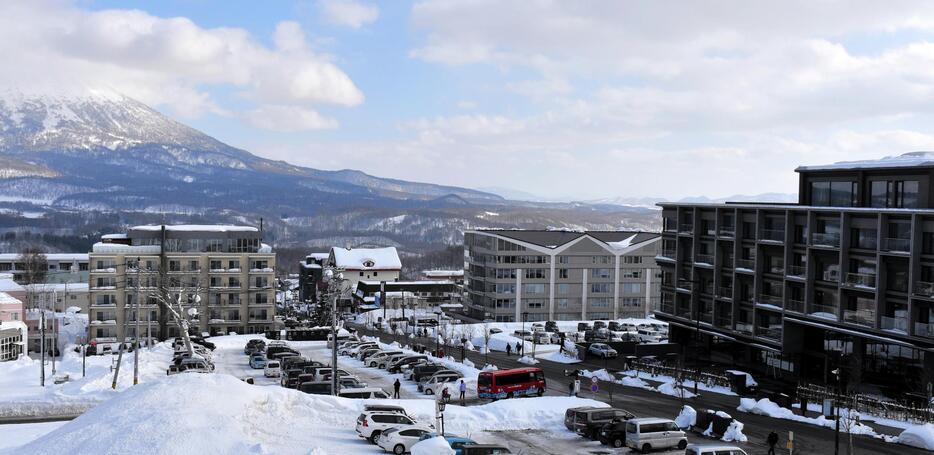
[350,323,927,455]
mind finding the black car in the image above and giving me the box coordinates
[461,445,512,455]
[598,419,630,448]
[298,381,332,395]
[577,322,591,332]
[388,355,428,373]
[544,321,559,332]
[411,364,446,382]
[571,408,635,440]
[593,321,607,331]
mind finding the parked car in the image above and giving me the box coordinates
[388,355,428,373]
[244,339,265,354]
[685,444,748,455]
[358,347,381,361]
[364,404,410,416]
[417,434,477,455]
[249,355,267,369]
[625,418,687,452]
[569,407,635,439]
[593,321,607,331]
[637,329,666,343]
[342,342,376,356]
[367,351,404,368]
[409,364,446,383]
[565,406,601,431]
[297,381,332,395]
[544,321,558,332]
[512,330,534,341]
[355,411,432,444]
[315,367,353,382]
[339,377,368,389]
[577,322,592,332]
[377,427,434,454]
[377,353,409,369]
[588,343,618,359]
[264,360,281,378]
[461,445,512,454]
[488,327,503,335]
[339,387,391,399]
[598,419,628,448]
[418,372,462,395]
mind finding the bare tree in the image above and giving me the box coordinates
[482,322,492,364]
[17,246,48,293]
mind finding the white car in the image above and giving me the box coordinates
[367,351,403,368]
[264,360,281,378]
[355,411,432,443]
[376,427,434,454]
[637,329,666,343]
[418,373,461,395]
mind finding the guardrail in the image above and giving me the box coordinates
[628,360,733,390]
[797,383,934,425]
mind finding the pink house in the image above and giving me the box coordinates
[0,291,23,323]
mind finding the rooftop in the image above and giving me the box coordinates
[0,253,88,261]
[130,225,258,233]
[330,246,402,271]
[471,229,659,250]
[796,151,934,172]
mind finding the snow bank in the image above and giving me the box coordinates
[725,370,758,388]
[722,420,748,442]
[898,423,934,450]
[581,369,614,382]
[737,398,877,436]
[658,380,696,399]
[538,350,581,364]
[517,355,539,365]
[675,405,696,429]
[411,436,455,455]
[8,374,608,455]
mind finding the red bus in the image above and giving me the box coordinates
[477,367,546,399]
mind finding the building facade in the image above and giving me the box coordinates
[327,246,402,290]
[354,280,463,311]
[463,229,661,322]
[656,153,934,397]
[297,253,328,303]
[88,225,276,344]
[0,254,89,285]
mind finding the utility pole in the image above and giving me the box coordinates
[51,290,56,376]
[133,258,141,385]
[39,289,45,387]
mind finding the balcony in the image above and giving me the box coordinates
[760,229,785,242]
[675,306,692,319]
[786,265,806,279]
[843,309,875,327]
[695,254,714,265]
[810,304,839,320]
[715,316,732,327]
[880,316,908,333]
[766,264,785,275]
[660,301,675,314]
[820,270,840,283]
[916,281,934,297]
[915,322,934,338]
[757,294,783,307]
[843,273,876,289]
[718,227,735,238]
[735,323,753,335]
[812,232,841,247]
[786,299,805,313]
[758,327,782,340]
[679,223,694,234]
[676,280,694,292]
[735,259,755,270]
[882,238,911,253]
[718,287,733,299]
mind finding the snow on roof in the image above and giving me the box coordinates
[606,234,639,250]
[0,253,88,261]
[130,224,258,233]
[330,247,401,270]
[422,270,464,277]
[0,279,25,293]
[306,253,330,260]
[797,151,934,171]
[0,292,21,305]
[33,283,89,292]
[91,243,161,254]
[300,263,322,269]
[101,233,127,240]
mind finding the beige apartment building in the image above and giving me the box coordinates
[88,225,275,344]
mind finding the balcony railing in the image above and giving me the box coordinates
[715,316,732,327]
[676,280,694,291]
[844,273,876,288]
[821,270,840,283]
[718,287,733,299]
[660,249,677,259]
[679,223,694,233]
[698,312,713,324]
[882,237,911,252]
[880,316,908,333]
[718,227,735,237]
[695,254,714,265]
[758,294,783,306]
[760,229,785,242]
[758,327,782,340]
[767,264,785,275]
[915,281,934,297]
[675,306,692,319]
[915,322,934,338]
[736,258,755,270]
[735,323,754,335]
[660,301,675,314]
[810,304,839,320]
[812,232,841,247]
[786,265,806,278]
[843,309,875,327]
[786,299,805,313]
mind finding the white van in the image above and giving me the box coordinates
[637,329,666,343]
[339,387,390,399]
[264,360,281,378]
[685,444,747,455]
[625,418,687,453]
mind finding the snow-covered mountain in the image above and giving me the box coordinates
[0,88,661,251]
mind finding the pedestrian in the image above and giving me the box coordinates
[393,378,401,399]
[441,386,451,404]
[458,379,467,405]
[573,378,581,397]
[766,430,778,455]
[516,341,522,356]
[506,343,512,356]
[568,380,575,397]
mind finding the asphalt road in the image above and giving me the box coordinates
[350,323,928,455]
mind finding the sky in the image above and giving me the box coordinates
[6,1,934,200]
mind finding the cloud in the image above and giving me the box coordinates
[0,1,362,127]
[244,105,339,132]
[318,0,379,28]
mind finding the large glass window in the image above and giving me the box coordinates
[869,180,920,208]
[811,181,831,206]
[830,181,857,206]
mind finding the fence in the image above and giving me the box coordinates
[628,360,732,390]
[797,383,933,425]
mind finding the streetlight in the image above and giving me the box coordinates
[832,367,841,455]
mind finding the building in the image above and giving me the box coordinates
[0,292,23,323]
[354,280,463,312]
[0,321,26,361]
[656,152,934,397]
[88,225,276,344]
[463,229,661,322]
[0,253,89,284]
[327,246,402,289]
[421,270,465,285]
[297,253,329,303]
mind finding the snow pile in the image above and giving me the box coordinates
[462,358,475,369]
[675,405,696,429]
[737,398,877,436]
[722,420,748,442]
[619,376,653,390]
[411,436,455,455]
[581,369,614,382]
[8,373,608,455]
[481,364,498,372]
[517,355,539,365]
[658,380,696,399]
[898,423,934,450]
[725,370,758,388]
[538,350,581,364]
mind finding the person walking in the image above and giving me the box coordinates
[441,385,451,404]
[568,380,575,397]
[393,378,401,399]
[505,343,512,356]
[516,341,522,356]
[573,378,581,397]
[766,430,778,455]
[458,379,467,405]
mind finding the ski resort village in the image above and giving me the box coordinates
[5,1,934,454]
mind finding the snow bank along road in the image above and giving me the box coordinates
[351,323,931,455]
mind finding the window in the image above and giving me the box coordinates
[622,297,642,306]
[830,181,857,206]
[527,301,543,309]
[869,180,921,208]
[523,283,546,294]
[591,298,610,308]
[621,270,642,278]
[556,298,569,308]
[558,269,569,279]
[495,283,516,294]
[525,268,545,279]
[623,256,643,264]
[557,283,570,294]
[593,256,611,264]
[495,269,516,279]
[622,283,643,294]
[591,283,611,293]
[591,268,611,279]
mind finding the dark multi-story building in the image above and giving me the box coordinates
[656,152,934,397]
[298,253,328,303]
[464,229,661,322]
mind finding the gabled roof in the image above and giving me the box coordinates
[475,229,659,251]
[330,247,402,271]
[796,151,934,172]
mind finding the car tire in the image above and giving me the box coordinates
[536,387,544,397]
[611,437,624,448]
[641,443,651,453]
[367,431,381,444]
[393,444,406,455]
[426,388,434,395]
[506,392,514,399]
[677,440,687,450]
